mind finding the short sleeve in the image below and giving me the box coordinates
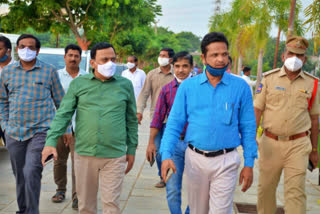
[254,77,267,111]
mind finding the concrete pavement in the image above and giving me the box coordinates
[1,110,320,213]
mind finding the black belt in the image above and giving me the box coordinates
[188,144,235,158]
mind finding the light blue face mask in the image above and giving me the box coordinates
[206,64,229,77]
[0,54,8,63]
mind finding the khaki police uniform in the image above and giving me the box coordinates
[254,36,320,214]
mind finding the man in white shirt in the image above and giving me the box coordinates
[51,44,86,209]
[242,66,256,95]
[121,55,146,100]
[0,35,15,146]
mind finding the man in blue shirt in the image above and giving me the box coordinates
[160,32,257,214]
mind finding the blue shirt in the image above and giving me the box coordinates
[160,72,257,167]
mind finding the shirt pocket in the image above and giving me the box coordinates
[295,91,310,110]
[32,82,51,100]
[222,102,237,125]
[267,90,284,107]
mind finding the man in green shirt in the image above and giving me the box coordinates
[42,42,138,214]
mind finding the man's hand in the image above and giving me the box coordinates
[41,146,57,166]
[146,141,156,163]
[125,155,135,174]
[239,167,253,192]
[309,150,319,169]
[137,113,143,125]
[62,133,73,146]
[161,159,176,183]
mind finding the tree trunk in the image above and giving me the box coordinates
[255,49,264,95]
[55,33,60,48]
[273,26,281,69]
[76,37,91,51]
[237,55,243,75]
[233,56,237,75]
[287,0,296,37]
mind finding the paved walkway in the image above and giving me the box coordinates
[1,110,320,213]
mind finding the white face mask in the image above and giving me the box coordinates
[127,62,136,69]
[158,57,170,67]
[97,61,116,77]
[284,56,303,72]
[18,47,37,62]
[174,73,192,83]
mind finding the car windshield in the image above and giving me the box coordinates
[37,53,87,71]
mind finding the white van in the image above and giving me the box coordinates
[38,48,91,73]
[38,47,127,75]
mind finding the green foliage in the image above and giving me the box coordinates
[0,0,161,50]
[304,0,320,53]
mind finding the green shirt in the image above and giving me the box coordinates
[45,73,138,157]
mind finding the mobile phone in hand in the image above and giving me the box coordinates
[149,154,155,167]
[166,168,174,183]
[45,154,54,164]
[308,159,314,172]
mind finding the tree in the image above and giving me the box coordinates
[304,0,320,53]
[0,0,161,50]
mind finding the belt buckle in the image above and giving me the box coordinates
[278,135,289,141]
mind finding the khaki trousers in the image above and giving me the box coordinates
[257,133,312,214]
[185,147,240,214]
[53,135,77,200]
[74,153,127,214]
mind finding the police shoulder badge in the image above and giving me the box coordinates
[256,83,263,94]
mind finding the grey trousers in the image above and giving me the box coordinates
[5,132,47,214]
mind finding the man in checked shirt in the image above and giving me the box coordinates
[146,51,193,214]
[0,34,65,214]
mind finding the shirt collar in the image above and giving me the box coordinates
[15,58,41,70]
[199,71,230,85]
[61,67,86,77]
[157,65,174,75]
[88,72,118,82]
[171,78,179,87]
[279,66,306,79]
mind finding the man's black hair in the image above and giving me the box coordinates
[243,66,251,73]
[228,56,232,64]
[201,32,229,56]
[0,36,12,50]
[160,48,175,58]
[172,51,193,66]
[90,42,116,60]
[65,44,82,56]
[128,55,138,62]
[16,34,41,49]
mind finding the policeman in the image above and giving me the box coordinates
[254,36,320,214]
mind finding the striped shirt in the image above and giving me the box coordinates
[0,59,64,141]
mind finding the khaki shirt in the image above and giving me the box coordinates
[254,66,320,136]
[136,66,174,119]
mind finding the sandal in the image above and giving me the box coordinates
[154,180,166,188]
[51,192,65,203]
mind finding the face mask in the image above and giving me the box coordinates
[97,61,116,78]
[127,62,136,69]
[18,47,37,62]
[206,63,228,76]
[0,54,8,63]
[158,57,170,67]
[174,73,192,83]
[284,56,303,72]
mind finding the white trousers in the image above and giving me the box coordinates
[185,147,241,214]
